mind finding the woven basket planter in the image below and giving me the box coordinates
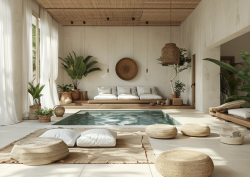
[38,115,51,122]
[220,135,244,145]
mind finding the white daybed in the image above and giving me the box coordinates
[117,86,139,100]
[137,86,162,100]
[94,86,118,100]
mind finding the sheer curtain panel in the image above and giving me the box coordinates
[22,0,33,117]
[0,0,19,125]
[40,8,59,108]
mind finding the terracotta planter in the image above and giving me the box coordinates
[60,92,72,104]
[72,89,80,101]
[29,106,41,120]
[38,115,51,122]
[169,94,179,104]
[54,105,65,117]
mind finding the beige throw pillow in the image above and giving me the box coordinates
[142,88,151,94]
[120,88,131,94]
[99,88,111,94]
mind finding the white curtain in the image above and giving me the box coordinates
[40,7,59,108]
[22,0,33,117]
[0,0,19,125]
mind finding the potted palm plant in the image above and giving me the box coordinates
[57,84,73,104]
[174,80,186,97]
[28,82,45,120]
[34,107,54,122]
[59,51,101,100]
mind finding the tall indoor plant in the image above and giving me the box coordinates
[59,51,101,100]
[28,82,45,120]
[204,50,250,106]
[157,48,191,97]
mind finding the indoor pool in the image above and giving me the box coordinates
[53,110,181,126]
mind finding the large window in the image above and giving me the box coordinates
[32,15,40,84]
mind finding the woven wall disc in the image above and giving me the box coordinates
[115,58,138,81]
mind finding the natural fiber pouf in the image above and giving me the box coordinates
[155,150,214,177]
[10,137,69,166]
[181,123,210,137]
[146,124,177,138]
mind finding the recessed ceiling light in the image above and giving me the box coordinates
[146,21,148,24]
[107,17,109,21]
[83,21,86,24]
[71,21,73,24]
[132,17,135,21]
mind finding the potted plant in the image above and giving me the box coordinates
[34,107,54,122]
[59,51,101,100]
[157,48,191,100]
[57,84,73,104]
[173,80,186,98]
[28,82,45,120]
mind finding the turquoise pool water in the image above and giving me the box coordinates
[53,110,181,126]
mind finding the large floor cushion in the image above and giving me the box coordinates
[209,100,247,115]
[40,129,81,147]
[140,94,162,100]
[77,129,117,147]
[118,94,139,100]
[146,124,177,138]
[181,123,210,137]
[228,108,250,119]
[94,94,118,100]
[155,150,214,177]
[10,137,69,166]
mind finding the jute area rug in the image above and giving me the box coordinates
[0,128,155,164]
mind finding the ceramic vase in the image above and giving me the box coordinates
[54,105,65,117]
[165,99,171,106]
[72,89,80,101]
[60,92,72,104]
[157,100,161,105]
[65,97,72,104]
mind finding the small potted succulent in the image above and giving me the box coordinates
[57,84,73,104]
[34,107,54,122]
[28,82,45,120]
[174,80,186,97]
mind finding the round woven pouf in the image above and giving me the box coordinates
[181,123,210,137]
[10,137,69,166]
[155,150,214,177]
[146,124,177,138]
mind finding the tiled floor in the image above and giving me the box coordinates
[0,109,249,177]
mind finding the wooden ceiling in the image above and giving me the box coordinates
[36,0,202,26]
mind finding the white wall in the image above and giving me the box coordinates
[61,26,183,100]
[179,0,250,112]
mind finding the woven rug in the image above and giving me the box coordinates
[0,128,155,164]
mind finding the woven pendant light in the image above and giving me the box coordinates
[161,0,180,66]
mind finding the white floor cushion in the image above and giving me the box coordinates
[228,108,250,119]
[94,94,118,100]
[140,94,162,100]
[118,94,139,100]
[40,129,81,147]
[77,129,117,147]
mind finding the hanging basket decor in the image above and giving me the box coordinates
[115,58,138,81]
[161,43,180,65]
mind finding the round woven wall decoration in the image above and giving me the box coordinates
[115,58,138,80]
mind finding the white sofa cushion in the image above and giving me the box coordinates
[137,86,157,96]
[40,129,81,147]
[119,87,131,94]
[142,88,151,94]
[94,94,118,100]
[99,88,111,94]
[228,108,250,119]
[77,129,117,147]
[98,86,117,95]
[117,86,137,95]
[140,94,162,100]
[118,94,139,100]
